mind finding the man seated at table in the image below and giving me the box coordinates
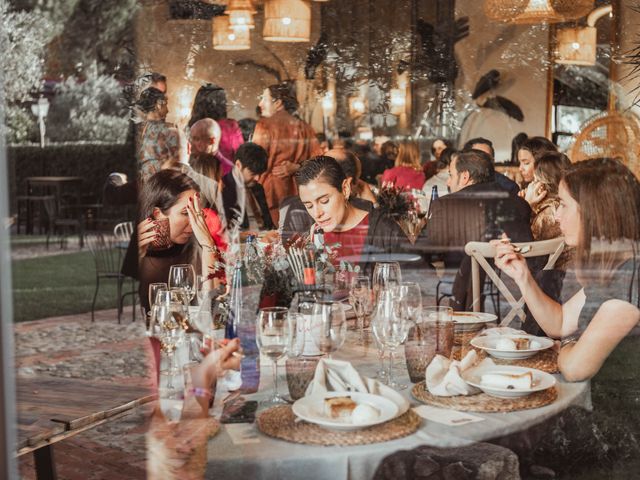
[222,142,275,232]
[462,137,520,196]
[421,149,533,310]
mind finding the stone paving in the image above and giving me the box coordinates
[15,306,152,480]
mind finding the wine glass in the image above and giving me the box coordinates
[169,264,196,303]
[349,275,373,345]
[151,292,186,388]
[168,287,191,331]
[158,370,184,423]
[395,282,423,322]
[372,262,402,304]
[311,301,347,359]
[256,307,291,406]
[147,282,167,330]
[371,287,412,390]
[195,274,206,305]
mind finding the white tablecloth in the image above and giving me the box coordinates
[205,335,590,480]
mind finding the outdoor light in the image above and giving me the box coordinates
[176,86,195,124]
[390,88,406,116]
[263,0,311,42]
[226,0,255,30]
[555,5,611,66]
[30,96,49,148]
[213,15,250,50]
[321,92,335,115]
[349,96,366,118]
[512,0,562,24]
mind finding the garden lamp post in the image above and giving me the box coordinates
[30,96,49,148]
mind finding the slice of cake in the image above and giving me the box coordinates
[324,396,357,419]
[513,337,531,350]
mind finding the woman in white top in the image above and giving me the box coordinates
[421,148,455,212]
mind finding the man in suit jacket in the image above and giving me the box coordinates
[462,137,520,196]
[222,142,275,231]
[423,149,533,310]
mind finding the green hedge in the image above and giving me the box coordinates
[7,142,136,214]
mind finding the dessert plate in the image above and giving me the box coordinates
[292,391,398,431]
[463,365,556,398]
[470,335,554,360]
[450,312,498,331]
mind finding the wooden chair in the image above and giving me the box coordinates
[464,238,565,326]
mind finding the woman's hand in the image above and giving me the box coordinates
[137,218,157,259]
[524,181,547,207]
[192,338,242,390]
[491,234,530,287]
[186,193,216,250]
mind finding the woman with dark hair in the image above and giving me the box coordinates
[254,81,321,224]
[510,132,528,165]
[295,156,404,266]
[188,83,244,168]
[517,135,558,187]
[381,140,426,190]
[325,148,377,204]
[136,87,181,181]
[137,170,225,313]
[494,158,640,473]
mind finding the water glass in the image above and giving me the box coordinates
[311,301,347,358]
[169,264,196,302]
[256,307,290,406]
[372,262,402,304]
[349,275,373,345]
[404,318,454,383]
[395,282,423,322]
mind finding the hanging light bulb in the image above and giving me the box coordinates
[226,0,256,30]
[213,15,250,50]
[263,0,311,42]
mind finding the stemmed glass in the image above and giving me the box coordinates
[311,301,347,359]
[256,307,291,406]
[395,282,423,322]
[151,291,186,388]
[371,287,412,390]
[147,282,167,330]
[349,275,373,345]
[195,274,206,305]
[169,264,196,303]
[372,262,402,304]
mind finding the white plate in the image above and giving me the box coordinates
[450,312,498,331]
[463,365,556,398]
[470,335,554,360]
[292,391,398,431]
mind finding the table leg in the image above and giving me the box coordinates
[33,445,57,480]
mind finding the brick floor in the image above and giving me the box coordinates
[15,307,151,480]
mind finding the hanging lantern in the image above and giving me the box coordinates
[213,15,250,50]
[555,26,597,65]
[226,0,256,30]
[390,89,406,116]
[263,0,311,42]
[484,0,593,24]
[554,5,611,66]
[511,0,563,24]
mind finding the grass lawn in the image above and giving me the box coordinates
[11,250,135,323]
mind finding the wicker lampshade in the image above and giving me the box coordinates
[484,0,593,24]
[555,26,597,66]
[569,110,640,178]
[213,15,250,50]
[263,0,311,42]
[227,0,255,30]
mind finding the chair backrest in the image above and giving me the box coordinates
[86,233,123,275]
[464,237,565,326]
[113,221,134,243]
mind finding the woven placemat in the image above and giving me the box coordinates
[256,405,421,446]
[411,382,557,413]
[482,348,559,373]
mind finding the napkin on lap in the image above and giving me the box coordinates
[305,358,409,413]
[426,350,494,396]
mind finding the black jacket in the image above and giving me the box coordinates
[418,181,533,310]
[221,173,275,230]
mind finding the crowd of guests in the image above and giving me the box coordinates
[123,72,639,476]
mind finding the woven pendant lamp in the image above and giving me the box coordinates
[213,15,250,50]
[555,26,597,65]
[226,0,256,30]
[263,0,311,42]
[484,0,593,24]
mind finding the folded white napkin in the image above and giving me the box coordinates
[305,358,409,413]
[476,327,527,338]
[426,350,494,396]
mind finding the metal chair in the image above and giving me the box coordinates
[113,221,134,243]
[86,234,137,323]
[464,238,565,326]
[43,196,84,249]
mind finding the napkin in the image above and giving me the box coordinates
[426,350,494,396]
[305,358,409,413]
